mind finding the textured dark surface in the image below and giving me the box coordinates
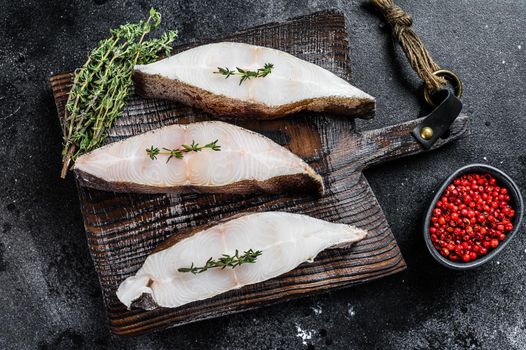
[0,0,524,349]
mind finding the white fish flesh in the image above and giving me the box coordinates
[74,121,323,194]
[133,42,375,119]
[116,212,367,309]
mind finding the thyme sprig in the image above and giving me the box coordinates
[61,8,178,178]
[214,63,274,85]
[178,249,263,274]
[146,139,220,163]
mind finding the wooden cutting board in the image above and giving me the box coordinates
[49,10,468,336]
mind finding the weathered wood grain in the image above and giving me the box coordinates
[49,10,468,336]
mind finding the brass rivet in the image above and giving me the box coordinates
[421,127,434,140]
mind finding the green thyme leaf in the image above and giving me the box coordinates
[178,249,263,274]
[61,8,178,178]
[213,63,274,85]
[146,139,221,163]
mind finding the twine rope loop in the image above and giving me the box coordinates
[371,0,447,92]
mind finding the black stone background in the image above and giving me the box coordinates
[0,0,525,349]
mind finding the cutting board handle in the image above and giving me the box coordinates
[358,114,469,169]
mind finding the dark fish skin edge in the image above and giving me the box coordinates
[133,71,376,120]
[74,169,325,196]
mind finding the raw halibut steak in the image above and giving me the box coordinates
[116,212,368,309]
[133,42,375,119]
[74,121,323,194]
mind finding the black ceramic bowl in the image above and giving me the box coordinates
[424,164,524,270]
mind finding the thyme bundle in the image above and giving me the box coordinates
[61,8,177,178]
[146,139,221,163]
[214,63,274,85]
[178,249,263,274]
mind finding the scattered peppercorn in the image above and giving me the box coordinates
[430,173,515,263]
